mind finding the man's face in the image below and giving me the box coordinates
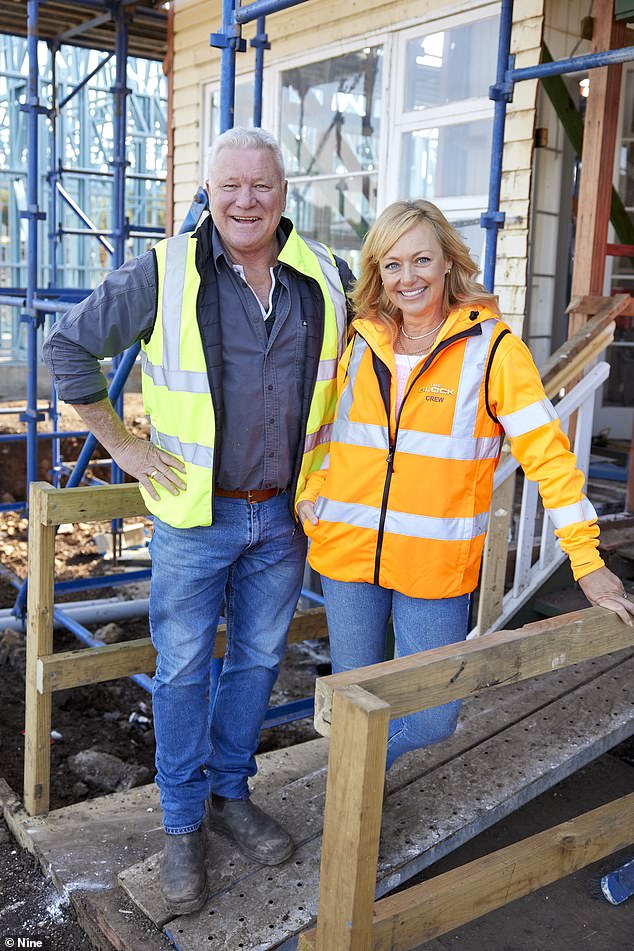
[207,147,287,262]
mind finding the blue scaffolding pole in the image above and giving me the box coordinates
[481,0,634,292]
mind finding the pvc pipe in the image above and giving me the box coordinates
[0,598,149,629]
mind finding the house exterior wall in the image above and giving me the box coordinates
[171,0,545,336]
[526,0,591,369]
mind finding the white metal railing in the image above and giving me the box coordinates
[469,360,610,637]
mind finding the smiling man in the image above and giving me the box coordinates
[42,127,353,915]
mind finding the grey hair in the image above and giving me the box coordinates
[206,126,286,184]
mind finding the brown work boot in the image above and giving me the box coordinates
[207,794,294,866]
[160,828,208,914]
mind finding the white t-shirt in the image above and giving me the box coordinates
[394,352,422,414]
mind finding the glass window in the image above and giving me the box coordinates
[281,48,382,178]
[280,46,383,261]
[207,82,253,141]
[400,119,492,199]
[404,17,499,111]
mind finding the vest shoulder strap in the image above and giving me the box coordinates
[485,326,512,423]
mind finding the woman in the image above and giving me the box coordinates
[297,199,633,769]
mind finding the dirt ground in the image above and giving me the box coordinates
[0,399,325,948]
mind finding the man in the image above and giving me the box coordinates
[43,127,352,914]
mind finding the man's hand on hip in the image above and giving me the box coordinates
[70,397,186,501]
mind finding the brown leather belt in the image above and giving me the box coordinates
[215,487,284,503]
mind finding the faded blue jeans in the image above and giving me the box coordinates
[320,577,469,769]
[149,493,306,834]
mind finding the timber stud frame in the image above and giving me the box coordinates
[24,481,329,816]
[299,610,634,951]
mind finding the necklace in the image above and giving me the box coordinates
[400,317,445,341]
[398,327,435,356]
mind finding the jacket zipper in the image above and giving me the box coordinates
[372,325,483,586]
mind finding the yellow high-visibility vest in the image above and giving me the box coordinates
[141,223,347,528]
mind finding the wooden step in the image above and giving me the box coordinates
[116,651,634,951]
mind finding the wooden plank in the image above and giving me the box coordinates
[37,638,157,693]
[40,483,147,526]
[569,2,627,318]
[23,485,56,816]
[314,607,634,735]
[540,295,630,393]
[164,654,634,951]
[475,467,515,635]
[301,793,634,951]
[542,325,614,397]
[315,687,390,951]
[117,651,628,938]
[37,607,328,692]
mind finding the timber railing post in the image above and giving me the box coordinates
[24,483,56,815]
[314,685,390,951]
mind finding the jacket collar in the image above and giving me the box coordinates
[353,304,498,365]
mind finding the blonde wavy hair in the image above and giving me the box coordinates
[350,200,500,339]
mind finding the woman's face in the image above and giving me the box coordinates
[378,221,450,324]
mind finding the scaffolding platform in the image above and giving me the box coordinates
[2,649,633,951]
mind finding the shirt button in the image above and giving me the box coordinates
[269,418,275,424]
[267,384,273,391]
[269,452,275,458]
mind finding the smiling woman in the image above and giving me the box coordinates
[296,197,634,771]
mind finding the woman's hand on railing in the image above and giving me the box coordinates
[578,566,634,625]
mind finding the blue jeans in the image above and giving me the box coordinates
[320,577,469,769]
[149,493,306,833]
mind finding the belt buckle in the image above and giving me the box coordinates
[247,489,256,504]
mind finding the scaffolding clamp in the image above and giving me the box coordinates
[480,210,506,230]
[251,31,271,51]
[210,31,247,52]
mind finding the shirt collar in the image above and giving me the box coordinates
[211,221,290,272]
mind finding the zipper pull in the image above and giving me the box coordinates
[386,445,395,466]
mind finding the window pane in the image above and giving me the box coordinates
[400,120,492,199]
[286,173,378,266]
[280,48,382,177]
[448,218,485,273]
[209,83,253,140]
[404,17,499,111]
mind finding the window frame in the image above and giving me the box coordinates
[383,3,500,212]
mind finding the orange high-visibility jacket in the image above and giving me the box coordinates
[297,305,604,599]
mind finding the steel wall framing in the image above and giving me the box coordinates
[1,1,166,647]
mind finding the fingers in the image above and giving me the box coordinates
[297,502,319,527]
[157,449,187,473]
[593,596,634,626]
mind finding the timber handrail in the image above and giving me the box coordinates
[300,609,634,950]
[24,481,328,816]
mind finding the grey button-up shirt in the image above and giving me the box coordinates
[211,226,304,490]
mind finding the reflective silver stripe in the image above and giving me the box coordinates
[317,358,338,382]
[303,237,348,358]
[545,497,598,530]
[332,418,500,460]
[304,423,333,453]
[498,398,558,438]
[332,420,388,450]
[150,426,214,468]
[451,320,496,439]
[334,334,366,437]
[317,497,489,541]
[141,352,210,394]
[396,429,501,460]
[161,232,190,372]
